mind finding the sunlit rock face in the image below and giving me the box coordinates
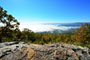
[0,42,90,60]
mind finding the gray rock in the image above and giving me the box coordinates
[0,43,6,48]
[80,56,87,60]
[0,42,90,60]
[4,42,19,46]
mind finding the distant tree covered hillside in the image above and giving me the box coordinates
[0,7,90,47]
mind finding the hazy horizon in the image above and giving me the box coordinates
[20,22,84,32]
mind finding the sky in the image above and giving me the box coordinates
[0,0,90,23]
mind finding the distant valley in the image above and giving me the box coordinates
[20,22,90,34]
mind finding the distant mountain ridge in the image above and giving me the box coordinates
[38,22,90,34]
[44,22,90,26]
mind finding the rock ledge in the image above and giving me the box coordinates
[0,42,90,60]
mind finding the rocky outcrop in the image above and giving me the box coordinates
[0,42,90,60]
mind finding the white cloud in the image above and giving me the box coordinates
[20,23,79,32]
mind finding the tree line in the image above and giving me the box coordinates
[0,7,90,47]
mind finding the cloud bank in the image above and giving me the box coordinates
[20,24,79,32]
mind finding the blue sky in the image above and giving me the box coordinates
[0,0,90,23]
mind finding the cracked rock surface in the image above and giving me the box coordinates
[0,42,90,60]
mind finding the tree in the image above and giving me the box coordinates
[75,23,90,46]
[0,7,20,30]
[0,6,20,42]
